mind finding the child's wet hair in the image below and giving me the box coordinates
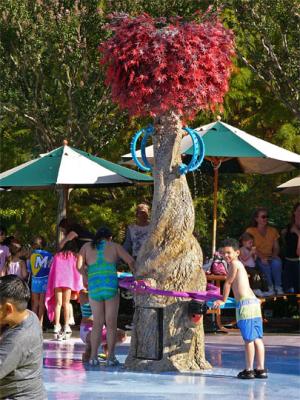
[92,226,112,248]
[221,238,240,251]
[0,275,30,311]
[59,239,79,254]
[31,236,46,249]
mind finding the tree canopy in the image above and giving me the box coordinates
[0,0,298,253]
[0,0,129,152]
[230,0,300,119]
[99,11,234,118]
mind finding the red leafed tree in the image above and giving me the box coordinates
[100,12,234,372]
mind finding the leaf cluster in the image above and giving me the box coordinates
[100,12,234,118]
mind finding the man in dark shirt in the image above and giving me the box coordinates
[0,275,46,399]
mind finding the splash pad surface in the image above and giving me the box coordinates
[43,333,300,400]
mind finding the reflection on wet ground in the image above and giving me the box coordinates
[43,334,300,400]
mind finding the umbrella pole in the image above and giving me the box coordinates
[56,187,69,249]
[212,161,220,256]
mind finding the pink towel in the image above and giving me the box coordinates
[45,252,83,321]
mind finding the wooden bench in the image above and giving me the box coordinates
[206,273,300,331]
[206,274,238,333]
[260,293,300,323]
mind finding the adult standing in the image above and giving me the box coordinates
[246,207,283,295]
[58,218,94,251]
[123,203,151,260]
[282,203,300,293]
[77,226,134,366]
[122,203,151,330]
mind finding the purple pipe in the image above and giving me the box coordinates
[118,277,223,301]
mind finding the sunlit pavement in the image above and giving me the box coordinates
[43,333,300,400]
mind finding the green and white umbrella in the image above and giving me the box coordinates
[0,143,152,241]
[0,144,152,190]
[277,175,300,195]
[122,119,300,253]
[122,120,300,172]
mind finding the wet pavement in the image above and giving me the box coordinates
[43,333,300,400]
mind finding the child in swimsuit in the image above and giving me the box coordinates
[213,238,267,380]
[45,240,83,336]
[79,289,126,362]
[77,226,134,366]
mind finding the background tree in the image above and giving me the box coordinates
[0,0,130,152]
[0,0,296,280]
[229,0,300,119]
[100,11,234,371]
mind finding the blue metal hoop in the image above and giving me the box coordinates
[141,125,154,171]
[130,125,205,175]
[178,127,205,175]
[130,125,154,172]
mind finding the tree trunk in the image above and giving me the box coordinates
[125,111,211,372]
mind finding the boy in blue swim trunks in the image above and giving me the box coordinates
[213,238,267,379]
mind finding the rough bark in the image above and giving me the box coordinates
[125,111,211,372]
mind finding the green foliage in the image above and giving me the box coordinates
[274,123,300,153]
[230,0,300,119]
[0,0,297,256]
[100,0,208,18]
[0,0,129,153]
[0,118,35,170]
[0,190,57,246]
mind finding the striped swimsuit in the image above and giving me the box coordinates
[88,241,118,301]
[80,302,92,318]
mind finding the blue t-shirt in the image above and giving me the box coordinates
[30,250,52,279]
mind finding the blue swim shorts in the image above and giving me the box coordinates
[237,317,263,342]
[236,298,263,342]
[31,276,48,294]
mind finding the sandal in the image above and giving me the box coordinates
[237,369,255,379]
[106,356,120,367]
[89,358,100,366]
[254,368,268,379]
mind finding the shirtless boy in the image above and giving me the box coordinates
[213,238,268,379]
